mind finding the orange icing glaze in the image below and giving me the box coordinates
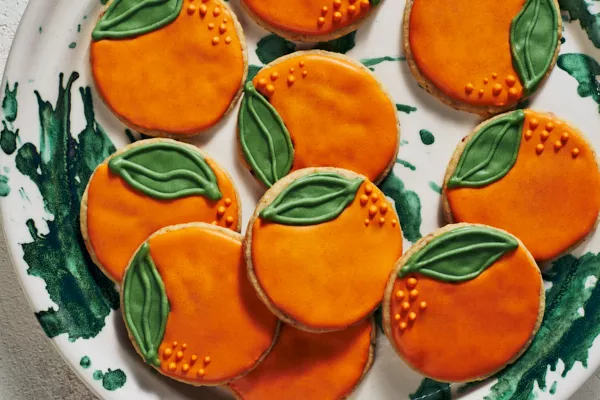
[252,54,398,182]
[229,320,373,399]
[390,245,541,382]
[409,0,525,106]
[90,0,244,135]
[251,181,403,330]
[447,110,600,261]
[243,0,370,36]
[149,226,278,383]
[86,158,239,283]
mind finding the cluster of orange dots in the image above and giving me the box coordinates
[394,277,427,332]
[186,0,233,46]
[211,197,235,226]
[523,118,579,158]
[359,183,397,228]
[256,60,309,97]
[162,341,212,378]
[464,73,520,100]
[316,0,370,27]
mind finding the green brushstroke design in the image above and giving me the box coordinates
[396,158,416,171]
[1,72,119,339]
[90,368,127,391]
[256,35,296,64]
[409,378,451,400]
[0,175,10,197]
[428,181,442,195]
[2,82,18,122]
[557,53,600,113]
[315,32,356,53]
[559,0,600,48]
[419,129,435,145]
[396,104,418,114]
[1,121,19,155]
[379,172,422,243]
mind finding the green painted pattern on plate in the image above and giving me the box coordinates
[557,53,600,113]
[379,172,422,243]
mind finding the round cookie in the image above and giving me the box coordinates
[121,223,280,386]
[245,168,404,332]
[90,0,247,137]
[238,51,399,188]
[81,139,241,283]
[241,0,381,42]
[443,109,600,262]
[382,223,544,383]
[404,0,561,115]
[228,318,376,400]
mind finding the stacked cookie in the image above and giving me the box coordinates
[80,0,600,397]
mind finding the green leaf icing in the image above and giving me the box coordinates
[108,141,222,201]
[239,82,294,187]
[510,0,560,93]
[123,243,170,367]
[260,173,364,226]
[447,110,525,189]
[399,226,519,282]
[92,0,183,41]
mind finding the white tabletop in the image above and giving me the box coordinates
[0,1,598,399]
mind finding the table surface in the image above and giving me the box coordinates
[0,1,599,399]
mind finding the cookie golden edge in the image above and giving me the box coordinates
[89,0,249,138]
[440,111,600,265]
[236,50,401,189]
[225,317,378,400]
[119,222,282,387]
[80,138,243,285]
[240,0,381,43]
[402,0,562,117]
[243,167,384,333]
[381,222,546,383]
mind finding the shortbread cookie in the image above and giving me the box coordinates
[91,0,247,137]
[245,168,403,332]
[238,51,399,187]
[383,224,544,383]
[81,139,241,283]
[443,110,600,261]
[404,0,561,115]
[121,223,279,386]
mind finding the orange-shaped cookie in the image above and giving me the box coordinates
[228,319,375,400]
[246,168,403,332]
[90,0,246,137]
[121,223,279,386]
[383,224,544,383]
[404,0,561,114]
[81,139,241,283]
[238,51,399,188]
[443,110,600,262]
[242,0,380,42]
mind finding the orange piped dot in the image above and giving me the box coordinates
[540,130,549,141]
[333,11,343,22]
[483,77,489,84]
[419,301,428,310]
[395,290,405,300]
[213,6,221,16]
[536,144,544,155]
[399,322,408,331]
[173,341,178,347]
[380,203,389,214]
[478,89,484,97]
[408,312,417,322]
[360,195,369,206]
[333,0,342,9]
[199,4,207,16]
[361,0,369,8]
[302,70,308,77]
[348,5,357,15]
[289,67,295,74]
[208,22,215,30]
[561,132,570,143]
[270,72,279,81]
[379,217,385,225]
[190,355,198,364]
[409,289,419,300]
[554,141,562,151]
[391,219,398,227]
[176,351,184,361]
[369,206,377,217]
[223,18,228,23]
[546,122,555,131]
[217,206,226,217]
[407,277,418,289]
[182,343,187,349]
[187,4,197,14]
[287,75,296,86]
[299,61,305,68]
[394,313,401,321]
[492,72,498,79]
[530,119,539,129]
[211,36,220,45]
[182,364,190,373]
[204,356,211,364]
[492,84,502,96]
[169,362,177,371]
[321,6,329,15]
[198,369,206,377]
[505,75,516,87]
[525,130,533,140]
[257,78,267,89]
[265,84,275,95]
[163,348,173,358]
[226,216,234,226]
[317,17,326,26]
[465,83,474,94]
[364,219,370,226]
[224,198,232,207]
[225,36,232,44]
[219,23,227,34]
[572,148,580,158]
[371,193,380,203]
[365,184,374,194]
[402,302,411,312]
[508,88,519,98]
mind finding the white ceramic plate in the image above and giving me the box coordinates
[1,0,600,399]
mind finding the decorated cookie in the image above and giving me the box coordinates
[90,0,247,137]
[245,168,403,332]
[443,110,600,262]
[241,0,380,42]
[238,51,399,188]
[404,0,561,115]
[121,223,279,385]
[228,318,375,400]
[81,139,241,283]
[383,224,544,383]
